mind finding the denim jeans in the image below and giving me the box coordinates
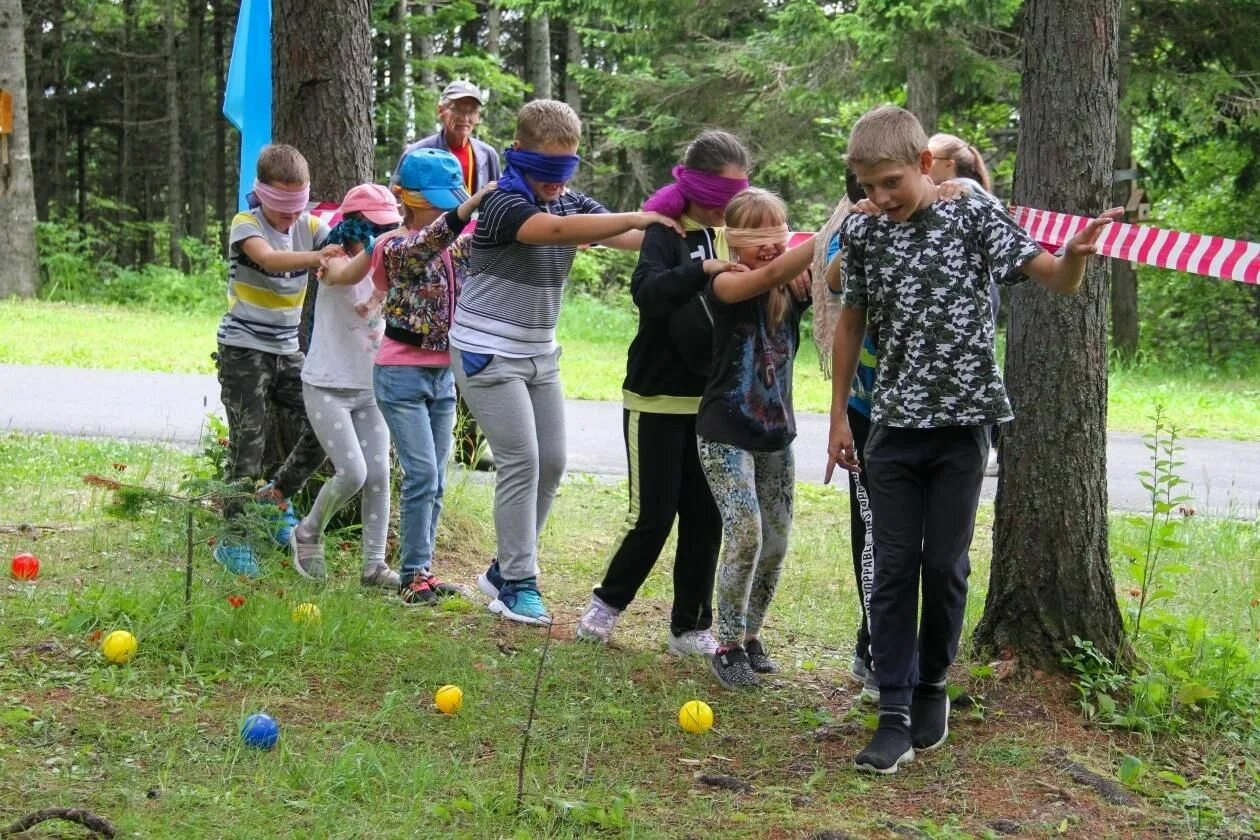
[373,364,456,582]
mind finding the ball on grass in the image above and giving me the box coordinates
[241,713,279,749]
[101,630,137,665]
[10,553,39,580]
[679,700,713,734]
[291,602,321,624]
[434,684,463,715]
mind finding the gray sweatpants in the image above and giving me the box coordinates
[698,438,795,646]
[299,384,391,567]
[451,347,566,582]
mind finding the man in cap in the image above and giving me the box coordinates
[392,80,502,470]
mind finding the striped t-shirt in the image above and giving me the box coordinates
[449,189,607,358]
[217,209,330,355]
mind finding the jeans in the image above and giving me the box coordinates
[373,364,456,582]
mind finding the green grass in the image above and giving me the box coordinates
[2,298,1259,442]
[1,433,1258,837]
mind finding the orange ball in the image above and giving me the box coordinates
[10,553,39,580]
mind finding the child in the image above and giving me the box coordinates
[826,106,1120,773]
[371,149,495,606]
[451,99,682,625]
[697,188,815,689]
[288,183,400,587]
[577,130,750,655]
[213,143,341,576]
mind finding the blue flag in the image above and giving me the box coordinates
[223,0,272,211]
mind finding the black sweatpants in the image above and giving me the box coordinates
[593,409,723,636]
[864,424,989,710]
[847,406,874,670]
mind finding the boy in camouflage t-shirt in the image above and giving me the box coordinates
[825,106,1120,775]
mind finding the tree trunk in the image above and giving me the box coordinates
[486,2,500,58]
[23,0,47,219]
[47,0,67,214]
[389,0,409,153]
[273,0,374,355]
[164,0,184,268]
[186,0,206,241]
[904,35,941,136]
[975,0,1128,666]
[1110,15,1138,361]
[0,0,41,297]
[563,18,582,119]
[211,0,228,251]
[526,13,551,100]
[120,0,137,263]
[413,2,435,99]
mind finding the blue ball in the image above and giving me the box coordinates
[241,713,279,749]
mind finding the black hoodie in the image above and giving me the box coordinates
[621,222,725,411]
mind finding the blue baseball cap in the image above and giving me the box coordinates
[396,148,471,210]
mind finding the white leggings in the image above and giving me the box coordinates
[300,384,391,566]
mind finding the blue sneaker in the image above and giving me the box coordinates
[258,482,301,548]
[490,578,551,625]
[476,559,505,600]
[213,541,260,577]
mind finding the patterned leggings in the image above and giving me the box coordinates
[298,384,391,566]
[697,438,795,645]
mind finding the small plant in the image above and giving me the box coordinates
[1062,636,1128,722]
[1124,406,1194,645]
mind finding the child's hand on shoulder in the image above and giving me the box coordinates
[703,259,746,275]
[319,243,347,262]
[854,198,880,216]
[471,180,497,206]
[637,212,684,236]
[937,179,972,201]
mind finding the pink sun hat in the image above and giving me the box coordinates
[337,183,402,226]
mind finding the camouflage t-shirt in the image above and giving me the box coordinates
[839,193,1043,428]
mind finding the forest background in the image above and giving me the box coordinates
[11,0,1260,374]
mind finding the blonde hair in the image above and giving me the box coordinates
[846,106,929,168]
[810,196,854,379]
[725,187,793,332]
[929,133,992,193]
[257,144,310,186]
[516,100,582,149]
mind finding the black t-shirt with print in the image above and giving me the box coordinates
[839,192,1043,428]
[696,284,810,452]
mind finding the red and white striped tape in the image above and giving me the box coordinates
[316,198,1258,286]
[1011,206,1259,286]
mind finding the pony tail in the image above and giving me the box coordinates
[765,286,790,333]
[967,145,993,193]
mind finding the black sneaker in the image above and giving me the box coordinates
[709,646,760,689]
[744,638,778,674]
[910,682,950,752]
[854,714,915,774]
[421,573,462,598]
[399,577,437,607]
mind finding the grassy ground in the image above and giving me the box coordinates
[3,298,1258,443]
[1,433,1258,837]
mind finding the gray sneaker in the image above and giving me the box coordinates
[576,595,621,644]
[667,629,719,657]
[360,562,400,589]
[289,525,326,580]
[860,668,881,704]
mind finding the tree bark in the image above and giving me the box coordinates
[210,0,228,251]
[1110,15,1139,361]
[120,0,137,263]
[975,0,1128,666]
[904,35,941,136]
[186,0,207,241]
[486,1,500,58]
[164,0,184,268]
[413,2,435,98]
[389,0,409,154]
[23,0,47,219]
[0,0,41,297]
[563,18,582,119]
[526,13,551,100]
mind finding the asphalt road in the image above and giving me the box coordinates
[2,364,1257,515]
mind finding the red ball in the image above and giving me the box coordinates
[11,553,40,580]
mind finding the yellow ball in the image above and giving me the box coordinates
[434,684,464,715]
[291,602,321,624]
[101,630,137,665]
[679,700,714,734]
